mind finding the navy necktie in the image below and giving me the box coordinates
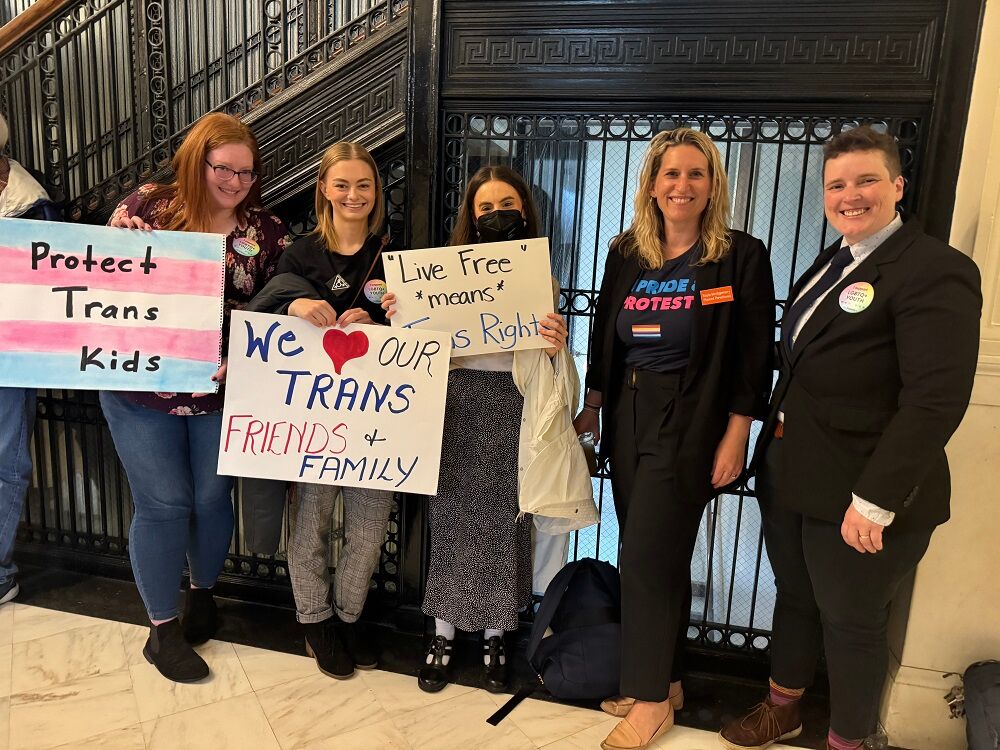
[782,245,855,351]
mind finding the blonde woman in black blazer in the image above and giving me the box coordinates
[573,128,775,750]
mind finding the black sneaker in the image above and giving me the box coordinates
[303,620,355,679]
[483,635,508,693]
[143,619,209,683]
[182,587,218,645]
[417,635,453,693]
[0,579,19,605]
[337,619,378,669]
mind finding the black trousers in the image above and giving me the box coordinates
[610,368,704,701]
[758,438,934,739]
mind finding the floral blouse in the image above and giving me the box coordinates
[109,184,290,415]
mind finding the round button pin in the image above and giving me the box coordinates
[839,282,874,313]
[233,237,260,257]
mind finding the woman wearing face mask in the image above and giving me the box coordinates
[383,165,584,693]
[102,112,288,683]
[248,141,395,680]
[573,128,774,749]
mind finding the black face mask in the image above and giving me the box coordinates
[475,209,528,243]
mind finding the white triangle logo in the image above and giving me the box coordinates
[329,274,350,293]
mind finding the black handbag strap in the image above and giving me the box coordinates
[346,234,389,310]
[487,681,540,726]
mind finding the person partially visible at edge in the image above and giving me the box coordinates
[247,141,396,681]
[382,165,596,695]
[718,126,981,750]
[0,111,62,609]
[102,112,288,683]
[572,128,775,750]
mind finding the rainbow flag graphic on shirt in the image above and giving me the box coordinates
[0,218,225,391]
[631,324,661,339]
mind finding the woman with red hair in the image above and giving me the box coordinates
[102,112,289,682]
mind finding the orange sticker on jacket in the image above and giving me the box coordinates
[700,286,734,305]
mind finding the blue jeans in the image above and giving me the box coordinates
[100,392,234,620]
[0,387,36,586]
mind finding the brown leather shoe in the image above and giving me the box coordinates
[718,698,803,750]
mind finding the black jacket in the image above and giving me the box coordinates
[244,272,324,315]
[587,230,775,505]
[754,217,982,529]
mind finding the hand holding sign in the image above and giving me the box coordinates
[383,238,555,356]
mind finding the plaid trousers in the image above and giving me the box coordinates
[287,482,394,624]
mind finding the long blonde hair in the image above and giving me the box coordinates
[313,141,385,252]
[145,112,263,233]
[615,128,732,268]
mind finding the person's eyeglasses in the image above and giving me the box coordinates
[205,160,258,184]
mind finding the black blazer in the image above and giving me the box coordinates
[754,217,982,529]
[587,230,775,506]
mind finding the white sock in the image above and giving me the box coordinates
[435,619,456,640]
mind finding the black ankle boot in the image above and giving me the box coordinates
[417,635,453,693]
[182,587,218,645]
[337,619,378,669]
[483,635,507,693]
[143,619,209,683]
[303,620,354,679]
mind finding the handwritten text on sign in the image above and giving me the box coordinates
[219,311,451,495]
[0,217,225,390]
[383,238,554,356]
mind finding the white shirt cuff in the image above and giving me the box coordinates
[852,494,895,526]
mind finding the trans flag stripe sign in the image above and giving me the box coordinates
[0,218,225,391]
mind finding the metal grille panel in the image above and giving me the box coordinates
[441,109,923,653]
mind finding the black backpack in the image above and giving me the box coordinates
[526,558,622,700]
[487,558,622,727]
[964,660,1000,750]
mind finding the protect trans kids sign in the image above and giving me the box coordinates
[0,218,225,391]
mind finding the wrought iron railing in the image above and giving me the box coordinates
[0,0,408,220]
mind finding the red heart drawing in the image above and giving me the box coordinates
[322,329,369,375]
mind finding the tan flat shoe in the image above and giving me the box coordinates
[600,686,684,718]
[600,707,675,750]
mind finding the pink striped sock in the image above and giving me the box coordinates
[768,678,805,706]
[827,728,863,750]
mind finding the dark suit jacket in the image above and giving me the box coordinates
[586,230,775,506]
[754,217,982,529]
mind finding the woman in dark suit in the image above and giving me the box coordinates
[573,128,775,750]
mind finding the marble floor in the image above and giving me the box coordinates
[0,601,804,750]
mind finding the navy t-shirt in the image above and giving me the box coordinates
[615,245,698,373]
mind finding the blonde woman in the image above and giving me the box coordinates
[573,128,775,749]
[253,142,394,680]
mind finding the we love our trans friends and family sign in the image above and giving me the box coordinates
[0,218,225,391]
[383,237,554,356]
[219,311,451,495]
